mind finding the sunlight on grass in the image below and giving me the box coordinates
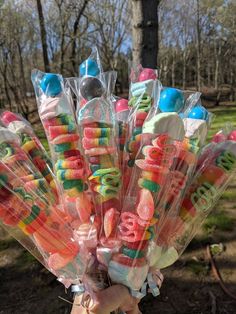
[221,189,236,201]
[203,211,235,232]
[187,259,209,275]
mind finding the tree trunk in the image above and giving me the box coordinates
[207,60,211,86]
[196,0,201,91]
[182,49,186,89]
[70,0,88,76]
[2,65,12,110]
[36,0,50,72]
[17,42,27,98]
[214,40,221,90]
[132,0,159,68]
[171,50,176,87]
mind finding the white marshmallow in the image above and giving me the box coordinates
[40,94,71,120]
[183,118,208,145]
[108,260,149,290]
[148,243,179,269]
[143,112,185,141]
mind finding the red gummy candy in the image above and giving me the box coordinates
[136,189,154,221]
[104,207,119,238]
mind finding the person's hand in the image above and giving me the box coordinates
[71,284,141,314]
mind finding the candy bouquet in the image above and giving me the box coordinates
[0,48,236,308]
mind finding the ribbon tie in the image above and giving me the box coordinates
[130,269,164,299]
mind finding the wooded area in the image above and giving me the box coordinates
[0,0,236,116]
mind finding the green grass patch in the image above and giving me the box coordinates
[187,259,209,275]
[221,189,236,201]
[203,211,235,232]
[207,107,236,141]
[15,250,38,270]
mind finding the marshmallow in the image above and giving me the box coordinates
[7,121,33,135]
[130,80,154,97]
[78,98,114,125]
[183,118,208,145]
[148,243,179,269]
[108,260,149,290]
[143,113,185,141]
[40,94,71,119]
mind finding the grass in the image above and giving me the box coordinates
[207,107,236,140]
[203,210,235,232]
[221,189,236,201]
[15,250,38,270]
[187,259,209,276]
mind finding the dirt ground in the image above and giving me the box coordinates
[0,193,235,314]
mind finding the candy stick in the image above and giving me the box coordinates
[67,56,122,241]
[108,87,204,292]
[0,154,87,284]
[123,67,158,189]
[0,111,57,194]
[32,70,93,226]
[78,87,121,239]
[108,133,177,292]
[0,128,56,205]
[149,135,236,271]
[142,89,207,224]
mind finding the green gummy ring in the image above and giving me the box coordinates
[23,205,40,225]
[93,167,121,176]
[138,178,160,192]
[0,174,8,188]
[133,127,142,136]
[41,167,51,177]
[5,146,14,157]
[24,193,34,201]
[96,185,118,197]
[30,149,42,158]
[58,114,72,125]
[54,142,71,153]
[90,164,101,173]
[98,122,110,128]
[101,128,111,137]
[63,179,83,191]
[14,187,26,198]
[38,179,48,193]
[148,226,155,240]
[98,137,109,146]
[122,246,145,259]
[153,210,160,219]
[68,122,76,132]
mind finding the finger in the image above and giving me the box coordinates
[90,285,135,314]
[71,294,87,314]
[126,303,142,314]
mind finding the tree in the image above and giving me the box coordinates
[132,0,160,68]
[36,0,50,72]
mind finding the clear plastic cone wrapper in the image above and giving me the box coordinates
[0,129,89,287]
